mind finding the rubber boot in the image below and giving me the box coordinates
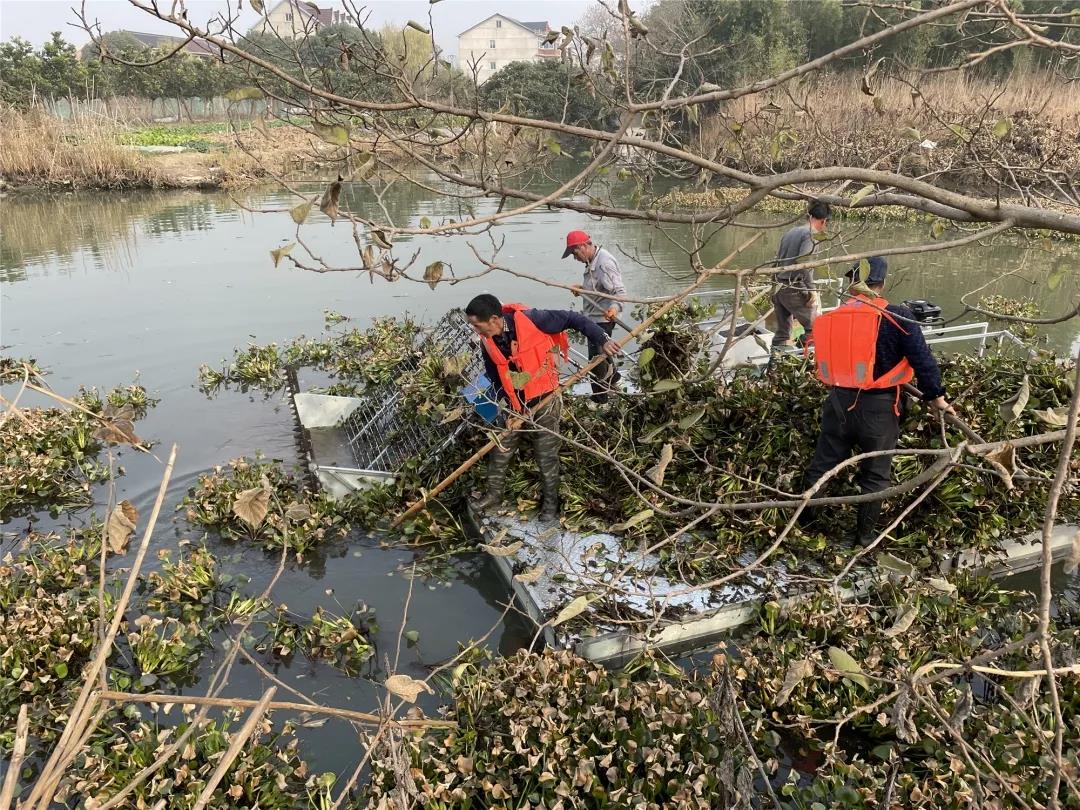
[855,500,884,547]
[472,449,512,512]
[535,418,562,523]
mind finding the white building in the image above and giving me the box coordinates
[458,14,559,84]
[249,0,347,39]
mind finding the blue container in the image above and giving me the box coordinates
[462,373,499,424]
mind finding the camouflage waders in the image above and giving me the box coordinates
[475,396,562,521]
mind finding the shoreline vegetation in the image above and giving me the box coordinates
[4,69,1080,203]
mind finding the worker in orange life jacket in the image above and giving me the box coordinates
[465,293,620,522]
[801,256,955,547]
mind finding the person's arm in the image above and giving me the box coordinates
[596,254,626,317]
[891,306,948,404]
[525,308,620,356]
[798,231,816,292]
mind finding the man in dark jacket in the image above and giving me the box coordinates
[802,257,955,546]
[465,293,619,521]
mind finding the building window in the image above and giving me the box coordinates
[495,19,501,27]
[489,61,497,71]
[489,39,496,48]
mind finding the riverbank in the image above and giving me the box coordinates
[0,110,395,192]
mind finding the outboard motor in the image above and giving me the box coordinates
[902,299,944,327]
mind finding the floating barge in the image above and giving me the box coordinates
[287,306,1066,664]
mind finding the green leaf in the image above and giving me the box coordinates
[313,122,349,146]
[403,629,420,645]
[419,216,432,229]
[827,646,869,689]
[270,242,295,268]
[611,508,654,533]
[947,123,970,142]
[508,370,532,389]
[639,421,672,443]
[677,405,706,430]
[992,117,1012,139]
[290,200,312,225]
[858,258,871,282]
[638,347,655,367]
[930,220,946,239]
[54,662,69,679]
[741,302,759,321]
[876,552,915,578]
[546,138,562,156]
[850,184,875,207]
[652,379,681,392]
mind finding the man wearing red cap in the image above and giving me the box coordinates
[563,230,626,403]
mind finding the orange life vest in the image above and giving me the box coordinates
[813,294,914,390]
[483,304,569,412]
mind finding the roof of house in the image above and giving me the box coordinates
[458,14,551,38]
[256,0,332,27]
[105,30,215,57]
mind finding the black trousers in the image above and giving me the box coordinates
[803,388,901,537]
[587,321,618,399]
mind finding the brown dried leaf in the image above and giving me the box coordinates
[290,200,312,225]
[983,442,1016,490]
[774,658,813,707]
[998,374,1029,423]
[1035,406,1070,427]
[93,418,141,446]
[552,595,589,626]
[883,605,918,638]
[385,674,432,703]
[439,406,464,425]
[423,260,444,290]
[318,177,342,224]
[107,500,138,555]
[284,502,311,522]
[233,485,270,528]
[514,566,545,584]
[270,242,295,268]
[479,541,523,558]
[647,443,674,487]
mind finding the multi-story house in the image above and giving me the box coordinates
[457,14,559,84]
[249,0,348,39]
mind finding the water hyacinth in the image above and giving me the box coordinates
[364,648,758,809]
[257,602,377,675]
[181,456,349,559]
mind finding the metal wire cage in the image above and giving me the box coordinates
[339,309,485,477]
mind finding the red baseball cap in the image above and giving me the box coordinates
[562,230,590,258]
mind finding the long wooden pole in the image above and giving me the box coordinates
[389,235,762,528]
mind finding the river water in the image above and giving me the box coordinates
[2,179,1079,776]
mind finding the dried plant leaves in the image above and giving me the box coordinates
[479,541,523,558]
[552,595,590,626]
[270,242,295,268]
[94,404,141,446]
[107,500,138,555]
[983,442,1016,489]
[424,261,444,290]
[1034,406,1070,427]
[233,477,271,528]
[318,177,342,224]
[290,200,312,225]
[385,674,432,703]
[774,658,813,707]
[883,605,918,638]
[514,566,545,584]
[647,443,674,487]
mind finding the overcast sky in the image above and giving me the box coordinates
[0,0,594,55]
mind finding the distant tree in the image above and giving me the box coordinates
[38,32,85,99]
[480,60,604,127]
[0,37,44,105]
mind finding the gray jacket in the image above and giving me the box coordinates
[774,223,816,290]
[581,246,626,321]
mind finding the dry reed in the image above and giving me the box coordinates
[0,107,164,190]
